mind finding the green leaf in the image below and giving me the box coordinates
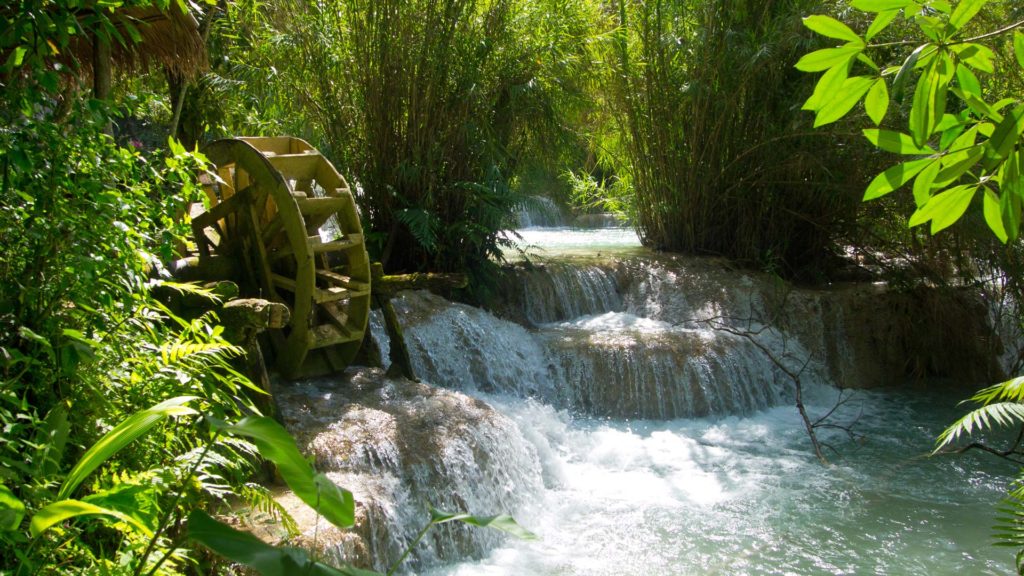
[429,507,537,540]
[864,79,890,125]
[851,0,914,11]
[802,63,849,112]
[214,417,354,529]
[983,104,1024,170]
[83,484,159,534]
[802,16,862,43]
[952,43,995,73]
[58,397,198,500]
[862,129,935,154]
[909,55,950,147]
[814,76,875,127]
[866,9,901,41]
[948,0,987,32]
[0,484,25,531]
[1015,31,1024,70]
[954,64,981,100]
[34,404,69,478]
[893,43,934,102]
[913,159,942,207]
[794,44,863,72]
[31,499,153,538]
[983,188,1009,243]
[187,511,378,576]
[934,145,984,187]
[863,157,934,200]
[1000,152,1023,241]
[907,184,977,233]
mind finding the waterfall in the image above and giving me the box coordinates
[496,262,623,325]
[274,228,1015,574]
[274,371,544,572]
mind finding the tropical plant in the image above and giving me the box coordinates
[796,0,1024,241]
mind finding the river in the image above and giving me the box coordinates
[281,225,1018,575]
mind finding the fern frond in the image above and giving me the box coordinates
[936,402,1024,451]
[396,208,440,253]
[239,483,299,537]
[155,280,223,304]
[159,341,244,365]
[970,376,1024,406]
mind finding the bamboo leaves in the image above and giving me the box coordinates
[798,0,1024,242]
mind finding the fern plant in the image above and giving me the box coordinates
[937,375,1024,573]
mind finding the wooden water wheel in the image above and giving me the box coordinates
[190,137,371,379]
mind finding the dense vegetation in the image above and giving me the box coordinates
[1,0,1024,573]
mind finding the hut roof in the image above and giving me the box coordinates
[75,4,208,79]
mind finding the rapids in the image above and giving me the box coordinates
[277,225,1018,575]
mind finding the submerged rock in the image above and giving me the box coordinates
[267,368,542,572]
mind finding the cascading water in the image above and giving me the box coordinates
[278,224,1018,574]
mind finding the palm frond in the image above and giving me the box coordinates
[936,402,1024,450]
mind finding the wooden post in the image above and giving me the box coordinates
[92,33,112,134]
[371,263,418,381]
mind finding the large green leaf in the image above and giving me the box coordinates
[57,397,198,500]
[912,159,942,207]
[948,0,987,32]
[1015,31,1024,70]
[954,64,981,100]
[862,129,934,154]
[863,157,934,200]
[892,43,934,102]
[865,9,900,41]
[908,183,977,233]
[802,16,861,43]
[187,510,379,576]
[214,417,354,529]
[983,188,1009,243]
[933,145,984,187]
[909,54,951,147]
[814,76,875,127]
[864,79,890,125]
[952,43,995,73]
[428,507,537,540]
[802,63,849,112]
[0,484,25,531]
[31,499,153,538]
[983,103,1024,170]
[794,45,863,72]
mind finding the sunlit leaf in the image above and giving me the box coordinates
[862,129,934,154]
[31,499,153,538]
[954,64,981,100]
[934,145,984,186]
[794,44,863,72]
[814,76,875,127]
[864,79,889,125]
[983,104,1024,170]
[802,15,862,43]
[1015,31,1024,70]
[907,184,976,233]
[913,159,941,207]
[58,397,198,500]
[863,157,933,200]
[893,43,933,101]
[213,417,354,529]
[983,188,1008,243]
[948,0,987,32]
[0,485,25,531]
[866,9,901,41]
[952,43,995,73]
[802,63,849,112]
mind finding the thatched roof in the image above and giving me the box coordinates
[73,4,208,79]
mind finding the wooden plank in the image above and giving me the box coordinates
[316,269,371,292]
[273,273,357,303]
[310,233,364,254]
[309,323,362,349]
[296,196,348,216]
[320,302,352,337]
[267,153,321,181]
